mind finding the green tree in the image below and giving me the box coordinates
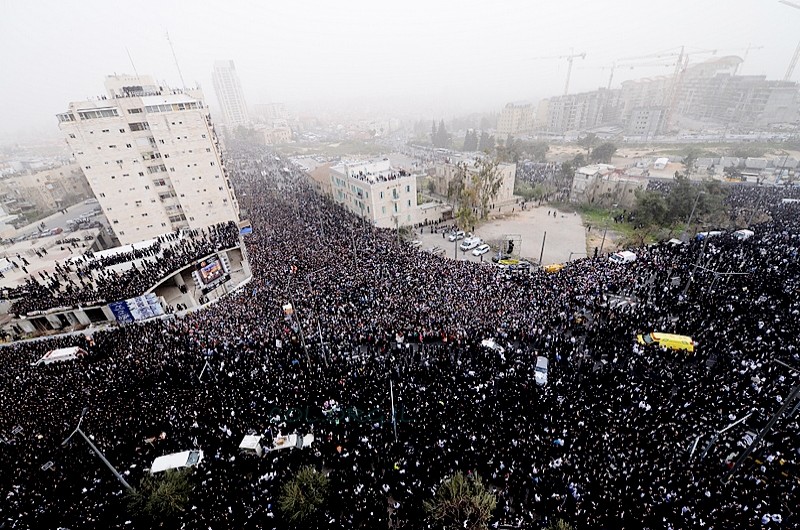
[590,142,617,163]
[437,120,450,149]
[424,472,496,530]
[279,466,330,523]
[546,519,575,530]
[530,142,549,162]
[682,147,702,177]
[472,157,504,219]
[478,131,492,152]
[633,190,668,227]
[573,153,587,168]
[127,469,193,521]
[578,133,597,158]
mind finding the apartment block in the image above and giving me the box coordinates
[57,75,239,245]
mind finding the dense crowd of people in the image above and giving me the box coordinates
[0,143,798,529]
[3,222,240,316]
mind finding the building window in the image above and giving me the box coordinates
[68,133,76,139]
[406,185,410,193]
[126,143,132,148]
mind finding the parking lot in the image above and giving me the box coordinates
[412,205,588,266]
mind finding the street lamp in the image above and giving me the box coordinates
[682,190,706,242]
[62,408,133,491]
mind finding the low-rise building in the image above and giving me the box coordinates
[330,159,421,228]
[0,163,91,214]
[431,157,516,205]
[570,164,615,202]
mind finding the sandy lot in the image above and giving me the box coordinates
[412,205,588,266]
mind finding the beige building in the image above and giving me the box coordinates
[0,163,91,213]
[57,75,239,245]
[432,157,516,204]
[497,103,534,139]
[330,159,421,228]
[257,119,292,145]
[570,164,647,208]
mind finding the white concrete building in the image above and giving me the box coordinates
[211,60,250,128]
[330,160,421,228]
[57,74,240,245]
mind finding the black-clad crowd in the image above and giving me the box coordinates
[0,143,798,529]
[4,222,240,316]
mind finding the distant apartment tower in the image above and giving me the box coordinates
[211,60,250,127]
[57,74,240,245]
[497,103,534,138]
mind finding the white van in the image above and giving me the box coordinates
[733,229,754,241]
[534,356,549,386]
[609,251,637,264]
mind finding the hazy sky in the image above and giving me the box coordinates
[0,0,796,141]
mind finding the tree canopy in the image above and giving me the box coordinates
[424,472,496,530]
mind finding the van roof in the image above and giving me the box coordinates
[649,332,693,344]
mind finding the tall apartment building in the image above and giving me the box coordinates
[329,159,420,228]
[57,74,239,245]
[497,103,534,138]
[211,60,250,127]
[536,89,619,134]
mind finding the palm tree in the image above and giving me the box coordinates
[545,519,575,530]
[424,471,496,530]
[127,469,193,520]
[278,466,330,523]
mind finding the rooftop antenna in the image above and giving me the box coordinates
[165,30,187,90]
[125,47,139,78]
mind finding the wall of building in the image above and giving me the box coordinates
[58,76,239,245]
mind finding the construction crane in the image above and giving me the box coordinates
[779,0,800,80]
[595,61,677,90]
[529,50,587,95]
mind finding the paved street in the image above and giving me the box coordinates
[16,200,105,238]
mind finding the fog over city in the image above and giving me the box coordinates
[2,1,800,530]
[0,0,797,140]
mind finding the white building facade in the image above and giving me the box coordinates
[211,60,250,128]
[58,75,239,245]
[330,160,421,228]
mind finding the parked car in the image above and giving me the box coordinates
[410,239,423,248]
[448,230,465,242]
[84,198,99,205]
[472,244,491,256]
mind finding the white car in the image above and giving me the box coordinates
[448,230,465,242]
[534,356,549,386]
[472,244,491,256]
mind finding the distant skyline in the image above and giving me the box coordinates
[0,0,797,142]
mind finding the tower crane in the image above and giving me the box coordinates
[529,50,586,95]
[779,0,800,80]
[595,61,677,90]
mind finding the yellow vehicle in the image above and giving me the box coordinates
[636,332,695,353]
[543,263,565,273]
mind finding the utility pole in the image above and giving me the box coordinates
[682,190,705,242]
[724,380,800,483]
[539,231,547,265]
[62,408,133,491]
